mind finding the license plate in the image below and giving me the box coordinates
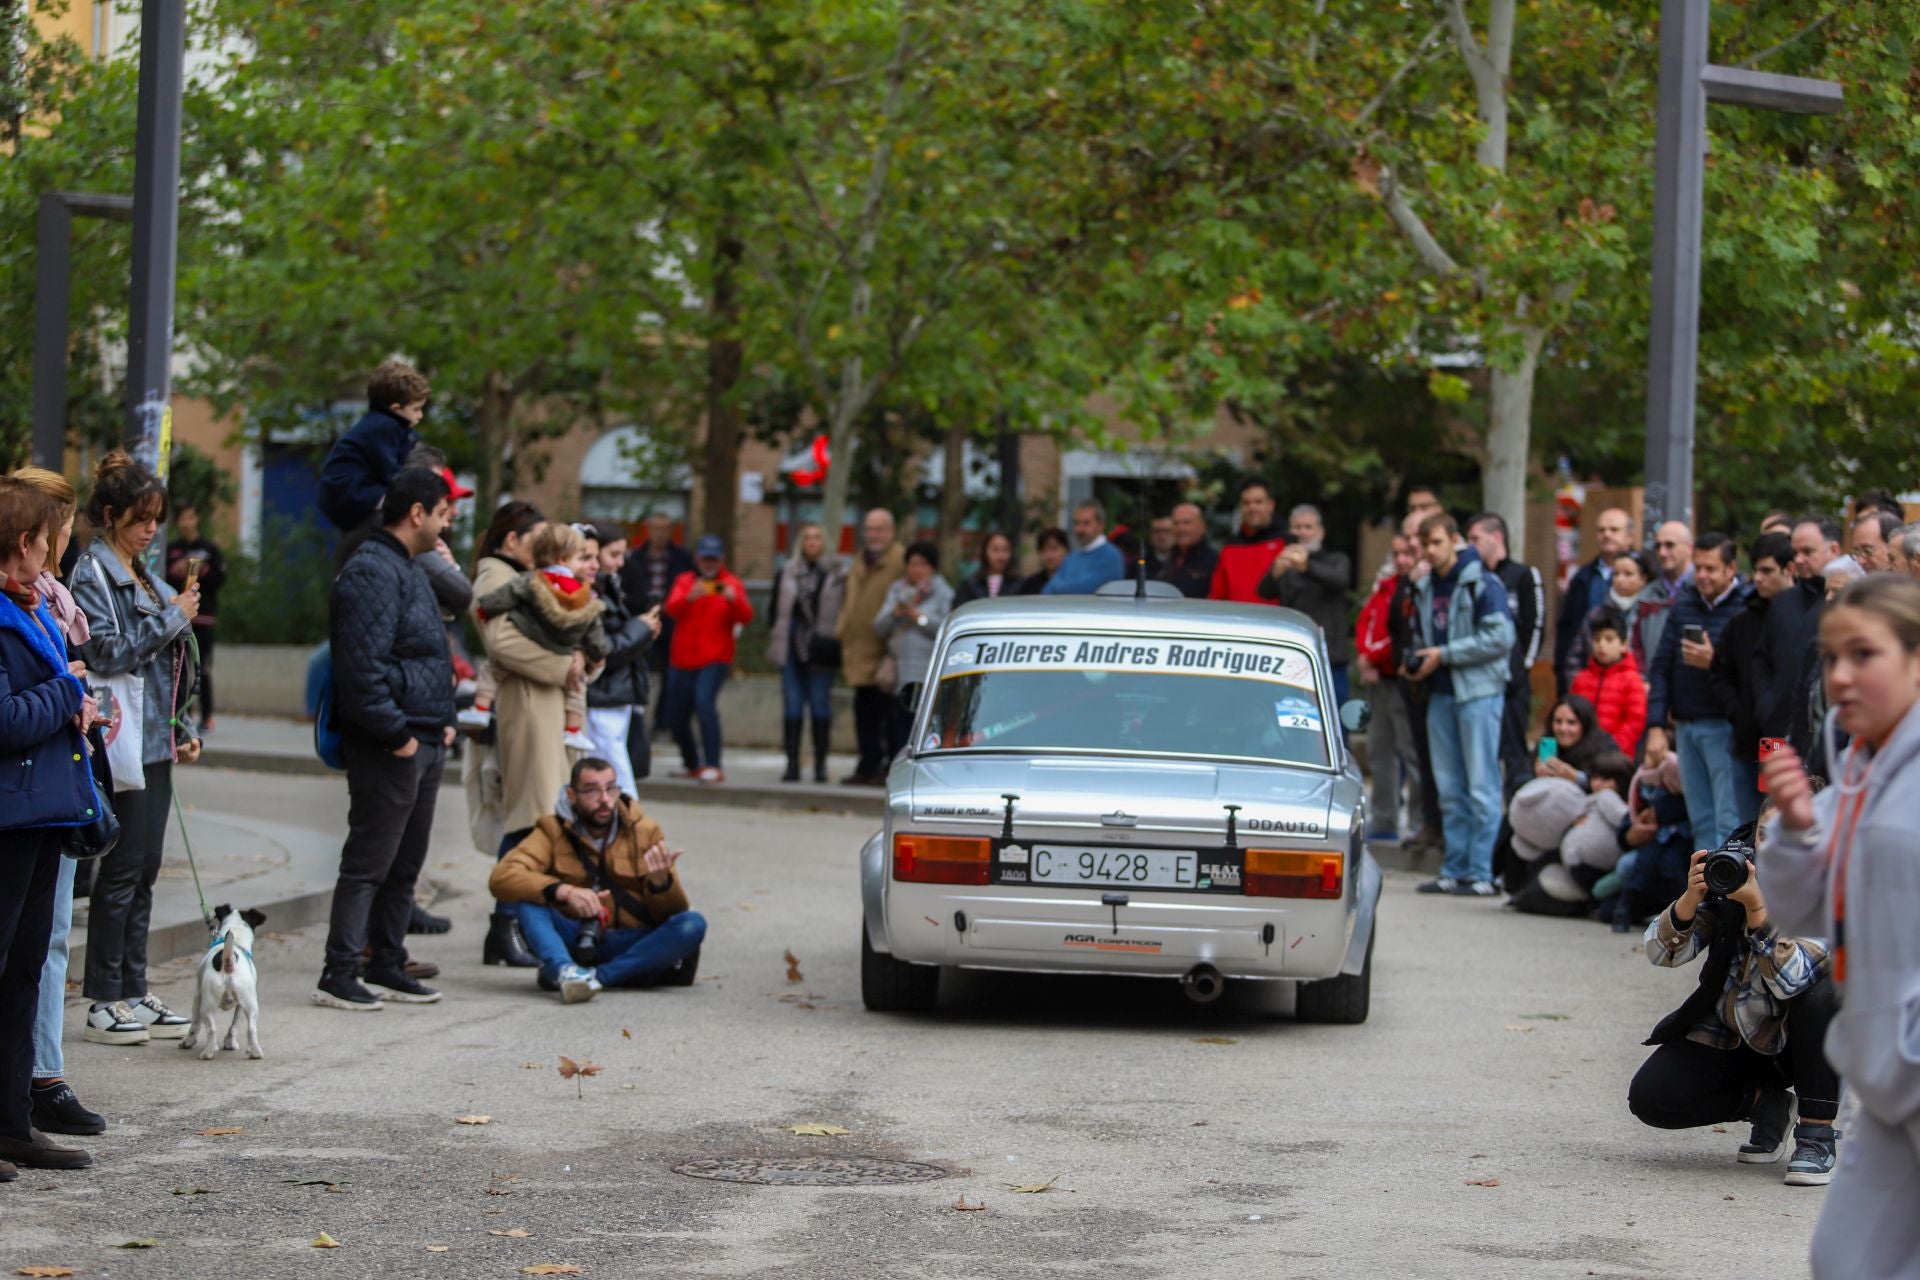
[1028,846,1198,890]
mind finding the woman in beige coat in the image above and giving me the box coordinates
[467,502,575,968]
[835,516,904,786]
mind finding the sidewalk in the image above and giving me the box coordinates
[201,713,889,817]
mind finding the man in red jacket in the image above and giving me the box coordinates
[663,534,754,784]
[1208,479,1287,603]
[1355,533,1422,842]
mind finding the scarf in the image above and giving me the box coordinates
[1608,588,1638,613]
[33,571,89,646]
[2,573,38,613]
[791,558,825,663]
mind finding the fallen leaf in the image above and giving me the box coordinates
[426,1245,451,1253]
[312,1232,342,1248]
[455,1115,492,1126]
[1723,1195,1736,1201]
[521,1267,585,1276]
[1520,1013,1570,1022]
[15,1268,76,1278]
[282,1177,347,1187]
[117,1239,159,1249]
[1191,1120,1208,1127]
[489,1228,533,1238]
[796,1001,817,1010]
[1469,1153,1487,1159]
[171,1186,214,1195]
[1711,1125,1728,1133]
[520,1062,544,1070]
[196,1126,244,1136]
[786,1122,850,1137]
[1193,1036,1237,1045]
[557,1057,603,1080]
[1007,1175,1061,1193]
[784,950,804,984]
[1464,1178,1501,1188]
[951,1196,987,1211]
[325,1185,349,1194]
[621,1028,632,1039]
[1502,1025,1534,1033]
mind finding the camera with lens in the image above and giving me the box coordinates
[571,913,605,966]
[1701,826,1758,899]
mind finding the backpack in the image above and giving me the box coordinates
[308,643,345,771]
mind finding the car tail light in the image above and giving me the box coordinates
[1242,849,1343,899]
[892,834,991,885]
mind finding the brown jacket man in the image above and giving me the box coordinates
[490,795,692,930]
[836,541,905,688]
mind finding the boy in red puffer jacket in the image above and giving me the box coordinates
[1570,611,1646,755]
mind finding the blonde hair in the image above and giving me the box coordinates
[530,521,585,568]
[1826,574,1920,653]
[7,467,78,578]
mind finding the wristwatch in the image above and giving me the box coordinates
[916,614,928,628]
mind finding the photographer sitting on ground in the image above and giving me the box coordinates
[488,757,707,1003]
[1627,821,1840,1187]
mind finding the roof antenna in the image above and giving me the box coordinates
[1134,475,1148,599]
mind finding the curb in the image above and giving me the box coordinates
[68,886,337,977]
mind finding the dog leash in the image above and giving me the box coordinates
[172,785,216,934]
[166,627,216,933]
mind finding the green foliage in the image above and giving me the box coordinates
[167,440,235,520]
[216,515,333,645]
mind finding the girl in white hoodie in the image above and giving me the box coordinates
[1760,574,1920,1280]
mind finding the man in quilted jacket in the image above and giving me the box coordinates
[317,468,456,1012]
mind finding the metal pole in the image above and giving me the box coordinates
[125,0,187,485]
[32,194,73,469]
[1642,0,1710,538]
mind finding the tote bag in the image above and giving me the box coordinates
[102,669,145,792]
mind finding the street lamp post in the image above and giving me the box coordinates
[125,0,187,486]
[1642,0,1843,535]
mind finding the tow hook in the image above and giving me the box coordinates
[1182,963,1225,1004]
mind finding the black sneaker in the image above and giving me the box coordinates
[312,970,386,1011]
[1456,879,1499,897]
[1784,1122,1839,1186]
[30,1082,105,1136]
[362,968,443,1005]
[408,903,452,935]
[1738,1087,1792,1163]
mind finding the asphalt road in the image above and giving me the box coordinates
[3,769,1823,1279]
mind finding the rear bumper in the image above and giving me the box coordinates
[877,882,1356,981]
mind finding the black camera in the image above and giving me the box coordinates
[571,915,605,966]
[1701,825,1759,898]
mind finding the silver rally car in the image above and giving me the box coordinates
[859,581,1382,1022]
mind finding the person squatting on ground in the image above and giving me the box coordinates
[314,468,456,1011]
[0,474,104,1178]
[69,450,202,1047]
[769,521,847,783]
[582,523,660,800]
[664,534,754,785]
[10,468,109,1139]
[1407,512,1515,897]
[467,521,608,754]
[489,757,707,1003]
[1760,574,1920,1278]
[1628,824,1841,1191]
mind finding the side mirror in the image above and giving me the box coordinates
[896,682,923,714]
[1338,698,1371,734]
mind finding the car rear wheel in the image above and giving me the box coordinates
[1294,927,1372,1024]
[861,920,939,1013]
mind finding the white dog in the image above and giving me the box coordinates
[181,905,267,1061]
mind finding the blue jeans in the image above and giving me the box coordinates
[1676,719,1741,849]
[32,858,76,1079]
[1330,662,1350,709]
[1426,692,1504,884]
[666,664,730,769]
[781,660,833,722]
[512,902,707,988]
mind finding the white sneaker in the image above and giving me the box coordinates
[563,728,596,752]
[558,965,601,1004]
[456,706,492,731]
[130,993,190,1039]
[84,1001,152,1045]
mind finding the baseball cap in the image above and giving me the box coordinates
[439,467,474,500]
[695,533,725,558]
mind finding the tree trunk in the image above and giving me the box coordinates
[938,413,967,575]
[702,223,744,545]
[1484,324,1546,554]
[474,368,515,520]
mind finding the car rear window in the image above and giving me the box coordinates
[922,632,1330,767]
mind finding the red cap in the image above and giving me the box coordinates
[440,467,475,500]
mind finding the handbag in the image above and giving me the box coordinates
[806,635,843,669]
[102,669,146,792]
[61,803,121,862]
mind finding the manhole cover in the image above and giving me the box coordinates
[672,1156,949,1186]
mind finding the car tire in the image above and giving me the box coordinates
[1294,927,1372,1024]
[861,920,939,1013]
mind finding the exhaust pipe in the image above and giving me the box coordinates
[1181,963,1225,1004]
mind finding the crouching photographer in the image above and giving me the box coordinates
[488,757,707,1004]
[1627,822,1841,1186]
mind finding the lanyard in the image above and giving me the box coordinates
[1824,741,1873,984]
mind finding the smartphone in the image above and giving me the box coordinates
[1537,737,1558,762]
[1682,624,1706,646]
[1757,737,1786,793]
